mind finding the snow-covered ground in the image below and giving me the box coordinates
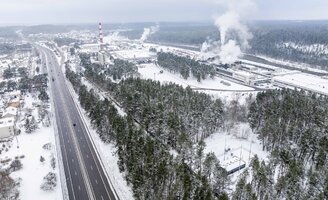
[0,94,63,200]
[273,72,328,96]
[204,123,268,184]
[138,63,256,103]
[113,49,156,60]
[256,54,328,74]
[138,63,255,91]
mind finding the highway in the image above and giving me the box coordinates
[38,45,118,200]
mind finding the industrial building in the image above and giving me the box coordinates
[216,66,257,86]
[221,155,246,175]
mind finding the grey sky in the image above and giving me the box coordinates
[0,0,328,25]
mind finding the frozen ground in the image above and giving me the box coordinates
[138,63,254,91]
[113,49,156,60]
[274,72,328,96]
[138,63,256,103]
[204,123,269,184]
[256,54,328,74]
[0,94,62,200]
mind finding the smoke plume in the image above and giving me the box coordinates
[203,0,256,64]
[219,40,241,64]
[103,31,127,43]
[140,25,160,42]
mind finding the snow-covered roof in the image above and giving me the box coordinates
[5,106,18,115]
[0,116,14,128]
[113,49,155,60]
[9,90,21,97]
[220,155,246,172]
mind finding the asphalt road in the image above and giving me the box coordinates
[38,46,118,200]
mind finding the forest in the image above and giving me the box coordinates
[71,51,328,199]
[65,64,231,200]
[0,67,48,93]
[248,22,328,70]
[157,52,216,82]
[246,89,328,199]
[111,78,224,147]
[80,53,223,148]
[135,21,328,70]
[79,53,138,80]
[106,59,138,80]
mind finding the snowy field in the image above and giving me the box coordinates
[138,63,254,91]
[204,123,269,184]
[0,94,62,200]
[274,72,328,95]
[256,54,328,74]
[138,63,256,103]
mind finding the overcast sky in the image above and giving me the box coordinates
[0,0,328,25]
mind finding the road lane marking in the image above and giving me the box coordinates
[46,54,77,200]
[52,50,114,199]
[59,91,96,200]
[95,179,98,184]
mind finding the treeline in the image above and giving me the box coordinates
[157,52,216,82]
[105,59,138,80]
[248,22,328,70]
[0,67,47,93]
[54,37,80,47]
[79,53,138,81]
[0,43,15,55]
[80,52,223,147]
[111,78,224,147]
[65,65,231,200]
[245,89,328,199]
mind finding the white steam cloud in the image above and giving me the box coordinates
[202,0,256,64]
[219,40,241,64]
[140,25,160,42]
[103,31,127,43]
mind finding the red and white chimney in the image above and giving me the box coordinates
[99,22,104,51]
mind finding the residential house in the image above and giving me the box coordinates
[0,117,15,139]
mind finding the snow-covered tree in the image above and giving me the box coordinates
[25,116,38,133]
[40,172,57,191]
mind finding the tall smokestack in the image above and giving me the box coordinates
[99,22,104,51]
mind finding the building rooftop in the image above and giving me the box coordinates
[0,116,15,128]
[220,155,246,173]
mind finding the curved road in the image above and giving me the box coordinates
[38,45,118,200]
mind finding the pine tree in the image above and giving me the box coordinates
[25,116,38,133]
